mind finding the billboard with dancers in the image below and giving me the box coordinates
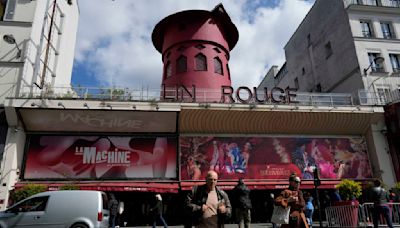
[180,136,372,180]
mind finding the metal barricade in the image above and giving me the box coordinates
[325,204,361,227]
[359,203,400,227]
[325,202,400,227]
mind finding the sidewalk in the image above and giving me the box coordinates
[126,223,326,228]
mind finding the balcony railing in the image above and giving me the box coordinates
[371,67,385,73]
[12,85,361,107]
[344,0,400,8]
[358,89,400,105]
[16,85,400,107]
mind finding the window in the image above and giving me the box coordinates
[376,87,391,103]
[365,0,379,6]
[8,196,49,213]
[316,83,322,92]
[2,0,16,21]
[307,34,311,46]
[195,53,207,71]
[360,21,373,37]
[368,53,384,72]
[214,57,223,75]
[302,67,305,75]
[389,0,400,7]
[176,55,187,73]
[325,41,333,58]
[389,54,400,73]
[294,77,299,89]
[381,22,395,39]
[165,61,172,78]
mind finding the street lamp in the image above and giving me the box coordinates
[363,56,385,76]
[311,165,323,228]
[3,34,22,58]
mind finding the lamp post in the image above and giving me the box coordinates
[312,165,324,228]
[3,34,22,58]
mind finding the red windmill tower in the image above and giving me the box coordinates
[152,4,239,102]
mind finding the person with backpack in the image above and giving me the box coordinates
[370,179,393,228]
[108,193,119,228]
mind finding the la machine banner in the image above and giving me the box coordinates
[24,135,177,179]
[180,136,372,181]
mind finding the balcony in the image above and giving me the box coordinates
[344,0,400,13]
[371,66,386,73]
[13,85,359,107]
[358,89,400,105]
[345,0,400,7]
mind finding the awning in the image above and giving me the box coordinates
[180,180,341,191]
[14,180,340,192]
[14,181,180,193]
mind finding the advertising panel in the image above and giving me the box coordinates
[180,136,372,181]
[19,109,177,133]
[24,135,177,179]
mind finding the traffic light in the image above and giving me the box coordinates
[313,166,321,187]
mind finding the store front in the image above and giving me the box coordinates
[1,98,392,224]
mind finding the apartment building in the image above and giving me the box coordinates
[263,0,400,104]
[259,0,400,184]
[0,0,79,208]
[0,0,79,104]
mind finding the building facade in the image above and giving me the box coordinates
[266,0,400,103]
[259,0,400,186]
[0,2,397,226]
[0,0,79,209]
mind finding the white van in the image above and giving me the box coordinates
[0,190,109,228]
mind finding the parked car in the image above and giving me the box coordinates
[0,190,109,228]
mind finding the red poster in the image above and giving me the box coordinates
[24,135,177,179]
[180,136,372,181]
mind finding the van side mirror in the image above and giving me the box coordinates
[5,208,19,214]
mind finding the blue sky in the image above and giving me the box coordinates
[72,0,314,89]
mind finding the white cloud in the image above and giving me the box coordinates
[74,0,314,89]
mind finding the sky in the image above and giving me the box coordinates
[72,0,315,89]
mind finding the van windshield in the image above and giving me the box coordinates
[102,193,108,210]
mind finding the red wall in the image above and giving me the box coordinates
[153,7,238,101]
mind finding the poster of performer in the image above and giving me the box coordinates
[180,136,372,181]
[24,135,177,179]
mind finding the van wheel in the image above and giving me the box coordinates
[70,223,89,228]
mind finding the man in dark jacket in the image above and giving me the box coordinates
[233,178,252,228]
[108,193,119,228]
[370,179,393,228]
[186,170,232,228]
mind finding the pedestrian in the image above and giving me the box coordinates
[150,194,168,228]
[331,188,342,204]
[266,193,276,228]
[116,200,124,227]
[233,178,252,228]
[108,193,119,228]
[370,179,393,228]
[304,192,314,228]
[275,173,309,228]
[186,170,232,228]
